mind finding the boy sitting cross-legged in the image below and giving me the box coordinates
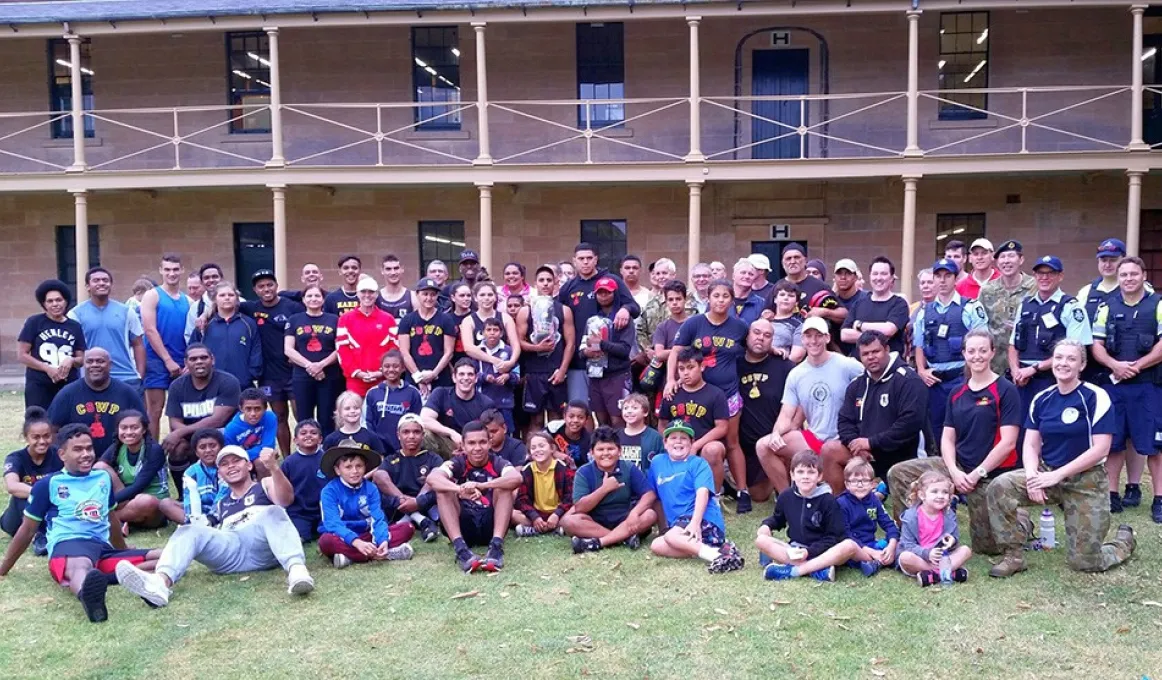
[835,458,900,576]
[756,450,859,582]
[562,426,657,552]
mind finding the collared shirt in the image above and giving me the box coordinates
[912,293,988,371]
[1009,288,1093,366]
[979,273,1037,373]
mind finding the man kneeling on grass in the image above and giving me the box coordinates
[563,426,656,552]
[646,422,744,574]
[426,420,522,573]
[756,450,859,582]
[0,424,162,623]
[115,445,315,607]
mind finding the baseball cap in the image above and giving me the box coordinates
[1032,255,1064,273]
[397,413,425,433]
[932,258,959,275]
[594,277,618,293]
[250,269,277,285]
[415,277,441,292]
[833,258,858,274]
[356,276,379,292]
[459,249,480,264]
[662,420,695,440]
[802,317,829,335]
[747,254,772,271]
[995,240,1023,256]
[969,238,994,252]
[1096,238,1126,259]
[215,445,250,466]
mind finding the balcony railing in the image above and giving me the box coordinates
[0,110,74,173]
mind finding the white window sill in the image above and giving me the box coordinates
[42,137,104,148]
[928,118,998,131]
[403,129,472,141]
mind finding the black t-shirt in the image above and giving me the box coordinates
[841,294,911,357]
[165,370,242,427]
[552,428,593,467]
[659,382,730,441]
[377,288,414,323]
[738,355,794,445]
[425,387,496,435]
[47,378,146,455]
[323,426,389,455]
[323,288,361,317]
[492,437,529,467]
[945,378,1022,472]
[241,298,305,383]
[18,314,86,386]
[773,276,835,315]
[442,453,512,504]
[284,311,342,380]
[398,309,458,385]
[378,449,443,497]
[451,311,472,366]
[3,447,62,486]
[672,315,750,397]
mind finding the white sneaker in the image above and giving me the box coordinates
[515,525,538,537]
[333,554,352,569]
[287,564,315,595]
[115,561,171,607]
[386,542,415,561]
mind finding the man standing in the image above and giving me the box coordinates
[378,254,416,323]
[620,255,650,306]
[774,244,843,326]
[943,239,969,284]
[955,238,1001,300]
[48,349,145,456]
[336,276,399,397]
[443,249,482,303]
[737,319,794,500]
[832,258,867,311]
[185,273,204,309]
[69,267,146,390]
[162,344,241,492]
[979,240,1036,376]
[325,255,366,317]
[839,257,910,357]
[689,263,712,314]
[140,254,190,439]
[517,265,575,431]
[748,254,775,307]
[730,259,766,325]
[241,270,304,455]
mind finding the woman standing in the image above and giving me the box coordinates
[498,263,531,306]
[18,280,86,409]
[284,284,344,436]
[460,281,521,373]
[886,329,1021,553]
[449,282,474,367]
[663,279,753,513]
[986,339,1136,576]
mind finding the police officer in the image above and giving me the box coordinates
[1078,238,1128,386]
[1009,255,1093,428]
[1090,255,1162,521]
[979,240,1036,376]
[913,259,988,433]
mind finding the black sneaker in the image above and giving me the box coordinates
[1152,498,1162,524]
[916,571,940,588]
[419,518,439,543]
[79,569,109,623]
[456,549,483,573]
[1110,491,1124,514]
[482,540,505,572]
[572,536,601,554]
[952,568,969,583]
[1123,484,1142,508]
[624,534,641,551]
[736,491,753,515]
[32,532,48,557]
[707,544,744,574]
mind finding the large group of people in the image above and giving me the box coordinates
[1,235,1153,622]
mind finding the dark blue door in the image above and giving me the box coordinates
[752,49,809,160]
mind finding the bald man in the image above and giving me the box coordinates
[47,348,146,455]
[737,320,795,499]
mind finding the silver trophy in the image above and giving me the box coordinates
[529,296,561,354]
[585,316,612,378]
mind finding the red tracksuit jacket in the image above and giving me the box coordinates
[336,307,398,396]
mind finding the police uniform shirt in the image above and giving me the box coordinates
[1026,383,1114,469]
[1009,289,1093,366]
[912,293,988,371]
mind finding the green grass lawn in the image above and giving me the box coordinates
[1,390,1161,679]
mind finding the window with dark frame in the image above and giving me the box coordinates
[233,222,274,292]
[55,225,100,296]
[580,219,628,272]
[938,12,989,120]
[1141,210,1162,286]
[419,221,467,272]
[576,23,625,128]
[412,27,462,130]
[935,213,986,260]
[48,39,94,139]
[227,32,272,134]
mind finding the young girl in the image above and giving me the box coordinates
[322,391,388,454]
[513,432,575,536]
[95,410,170,533]
[450,283,475,367]
[897,470,973,586]
[2,407,62,552]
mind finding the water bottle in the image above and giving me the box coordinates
[184,476,202,520]
[1039,508,1056,550]
[939,553,953,584]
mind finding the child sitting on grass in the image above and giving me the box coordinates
[371,414,443,543]
[160,428,223,525]
[898,469,972,586]
[563,427,657,552]
[646,421,743,574]
[280,420,326,541]
[836,458,899,576]
[223,388,278,460]
[756,450,858,582]
[514,431,575,537]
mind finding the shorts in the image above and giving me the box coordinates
[726,392,743,418]
[260,377,292,402]
[802,429,824,454]
[459,501,496,547]
[48,538,151,585]
[740,447,768,487]
[523,373,568,415]
[591,508,631,530]
[1109,382,1161,455]
[673,515,725,547]
[143,356,176,389]
[588,370,630,418]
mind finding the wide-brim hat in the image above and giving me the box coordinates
[320,439,383,479]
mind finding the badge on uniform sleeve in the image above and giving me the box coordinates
[1061,407,1079,425]
[1041,313,1059,329]
[880,394,890,407]
[1072,308,1084,322]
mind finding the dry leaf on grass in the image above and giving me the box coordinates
[714,608,729,616]
[1141,600,1162,608]
[1115,625,1131,634]
[626,622,640,630]
[238,576,250,582]
[871,670,886,677]
[1016,602,1032,610]
[450,590,480,600]
[500,592,511,598]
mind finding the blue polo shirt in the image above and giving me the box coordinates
[26,469,116,554]
[647,453,724,532]
[1026,382,1114,469]
[69,299,143,383]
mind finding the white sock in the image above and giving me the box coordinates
[697,545,721,562]
[409,512,426,525]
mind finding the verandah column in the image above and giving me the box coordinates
[904,10,922,157]
[900,176,920,301]
[688,181,703,271]
[73,189,89,301]
[66,33,87,173]
[271,185,288,285]
[1126,170,1144,256]
[478,182,494,271]
[686,16,705,162]
[265,27,286,167]
[473,23,493,165]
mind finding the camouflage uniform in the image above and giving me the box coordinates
[885,458,1003,555]
[978,273,1036,375]
[638,291,698,352]
[986,465,1134,572]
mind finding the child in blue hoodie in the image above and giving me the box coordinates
[756,450,859,582]
[280,420,327,541]
[317,439,416,568]
[160,428,224,525]
[223,388,278,460]
[836,458,900,577]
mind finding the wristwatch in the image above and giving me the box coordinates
[973,466,988,479]
[853,320,863,331]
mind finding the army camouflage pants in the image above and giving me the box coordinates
[886,458,1002,555]
[987,465,1133,572]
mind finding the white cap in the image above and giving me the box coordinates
[802,317,830,335]
[747,253,771,271]
[833,258,859,274]
[970,238,995,252]
[215,445,249,466]
[356,276,379,292]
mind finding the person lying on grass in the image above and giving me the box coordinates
[562,426,656,552]
[646,421,744,574]
[756,450,859,582]
[0,424,162,623]
[514,431,575,537]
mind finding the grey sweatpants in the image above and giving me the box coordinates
[156,505,307,585]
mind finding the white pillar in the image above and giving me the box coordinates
[686,17,705,162]
[66,34,87,173]
[1129,6,1149,150]
[688,181,703,270]
[901,176,920,301]
[1127,170,1144,255]
[271,185,288,284]
[478,182,494,270]
[73,190,89,300]
[904,11,923,157]
[473,23,493,165]
[265,27,286,167]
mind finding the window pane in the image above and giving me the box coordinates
[934,213,986,260]
[936,12,989,120]
[580,219,628,272]
[419,221,467,272]
[412,27,461,130]
[55,225,100,297]
[233,223,274,292]
[226,32,271,134]
[577,23,625,126]
[48,38,94,139]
